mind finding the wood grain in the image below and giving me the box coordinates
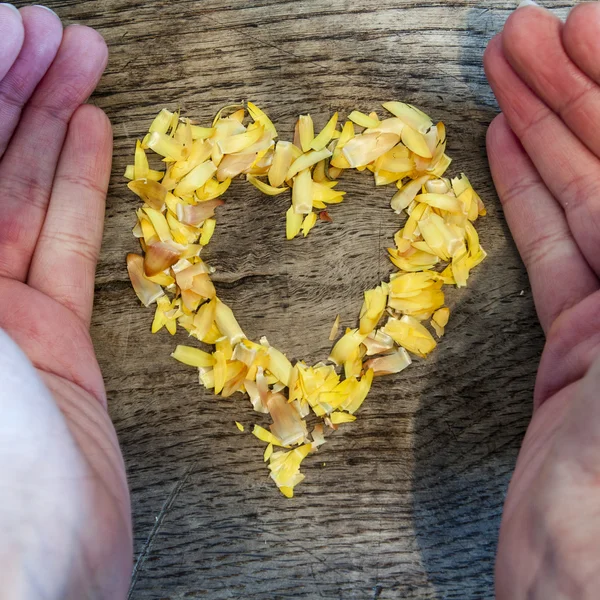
[20,0,574,597]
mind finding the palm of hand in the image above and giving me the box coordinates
[485,4,600,598]
[0,7,131,597]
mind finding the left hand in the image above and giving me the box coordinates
[0,5,131,597]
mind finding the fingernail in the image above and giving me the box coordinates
[32,5,59,17]
[0,3,22,18]
[517,0,539,8]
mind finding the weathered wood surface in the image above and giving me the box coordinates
[29,0,573,597]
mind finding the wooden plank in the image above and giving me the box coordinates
[23,0,573,597]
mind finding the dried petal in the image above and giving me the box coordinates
[329,328,365,366]
[301,212,317,237]
[390,175,430,213]
[298,115,314,152]
[348,110,379,128]
[341,132,400,168]
[268,393,307,446]
[328,314,340,341]
[127,253,164,306]
[382,316,436,358]
[247,174,288,195]
[269,141,297,188]
[171,345,216,368]
[144,241,184,276]
[286,205,304,239]
[287,148,332,180]
[174,161,217,197]
[364,347,411,376]
[292,169,313,215]
[218,125,264,154]
[128,179,168,211]
[401,125,433,158]
[382,102,433,133]
[215,299,246,345]
[147,131,188,161]
[362,330,395,356]
[177,199,224,227]
[149,109,174,134]
[311,112,338,151]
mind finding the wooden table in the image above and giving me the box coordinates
[32,1,571,597]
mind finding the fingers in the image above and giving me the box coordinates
[535,289,600,407]
[0,4,24,81]
[486,113,599,333]
[0,6,63,158]
[502,5,600,160]
[562,3,600,87]
[0,25,108,282]
[28,104,112,326]
[483,34,600,277]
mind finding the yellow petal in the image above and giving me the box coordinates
[364,348,412,376]
[171,345,216,368]
[149,109,174,135]
[429,153,452,177]
[266,346,293,387]
[329,328,365,365]
[292,169,313,215]
[359,284,388,335]
[287,148,332,180]
[348,110,379,128]
[215,299,246,345]
[432,307,450,327]
[247,174,288,196]
[328,314,340,341]
[390,175,431,213]
[343,369,373,414]
[382,102,433,133]
[174,161,217,197]
[330,412,357,424]
[311,112,338,151]
[190,125,215,140]
[128,179,168,211]
[146,131,188,161]
[218,125,264,154]
[337,120,355,148]
[193,297,217,340]
[414,193,464,213]
[301,212,317,237]
[126,253,164,307]
[341,132,400,168]
[286,205,303,239]
[247,101,278,138]
[213,350,227,394]
[142,207,173,242]
[264,442,274,461]
[401,125,433,158]
[382,316,436,358]
[253,424,284,446]
[134,140,149,180]
[196,178,231,201]
[298,115,314,152]
[268,141,296,188]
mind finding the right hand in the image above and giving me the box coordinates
[484,3,600,598]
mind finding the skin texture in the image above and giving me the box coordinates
[484,3,600,598]
[2,2,600,599]
[0,6,131,599]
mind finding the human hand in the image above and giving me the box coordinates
[484,2,600,598]
[0,5,131,598]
